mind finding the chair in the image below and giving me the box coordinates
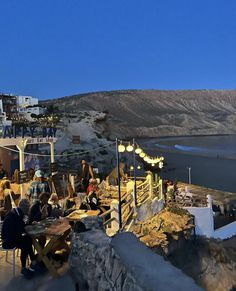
[0,221,16,276]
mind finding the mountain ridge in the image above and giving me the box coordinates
[41,89,236,139]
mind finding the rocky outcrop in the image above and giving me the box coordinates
[69,218,202,291]
[168,237,236,291]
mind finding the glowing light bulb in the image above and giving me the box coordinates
[126,143,134,152]
[139,152,146,158]
[118,143,125,153]
[135,147,142,154]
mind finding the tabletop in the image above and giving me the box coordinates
[25,218,71,237]
[66,209,100,221]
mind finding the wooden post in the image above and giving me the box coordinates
[116,138,122,230]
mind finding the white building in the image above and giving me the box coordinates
[17,95,46,121]
[0,99,12,126]
[17,95,38,108]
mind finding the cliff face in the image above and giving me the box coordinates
[42,89,236,139]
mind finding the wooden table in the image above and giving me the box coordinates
[66,209,100,221]
[25,219,71,277]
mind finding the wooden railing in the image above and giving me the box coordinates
[136,179,150,205]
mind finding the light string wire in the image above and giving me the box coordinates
[0,141,116,157]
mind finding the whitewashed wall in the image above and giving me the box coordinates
[184,206,214,237]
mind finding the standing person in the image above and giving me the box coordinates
[27,170,50,204]
[0,162,8,179]
[1,199,38,279]
[79,160,94,192]
[107,162,127,186]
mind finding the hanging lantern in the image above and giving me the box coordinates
[160,156,164,161]
[135,147,142,154]
[137,165,141,170]
[118,142,125,153]
[159,161,164,169]
[126,143,134,152]
[139,152,146,158]
[130,165,134,170]
[151,163,155,166]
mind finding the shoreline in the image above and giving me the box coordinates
[137,135,236,193]
[138,135,236,161]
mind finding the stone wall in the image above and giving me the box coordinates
[69,218,202,291]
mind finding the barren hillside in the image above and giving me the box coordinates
[42,89,236,139]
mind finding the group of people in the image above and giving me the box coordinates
[0,168,65,279]
[1,192,56,279]
[0,158,130,279]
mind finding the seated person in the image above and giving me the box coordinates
[1,199,38,279]
[49,193,63,218]
[86,179,98,195]
[29,193,52,224]
[64,192,76,216]
[86,180,100,210]
[86,191,99,210]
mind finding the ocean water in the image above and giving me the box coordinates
[140,135,236,193]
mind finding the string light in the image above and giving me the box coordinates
[126,143,134,152]
[118,142,125,153]
[144,156,149,162]
[139,152,146,158]
[135,147,142,154]
[0,141,116,157]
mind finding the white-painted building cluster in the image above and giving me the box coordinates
[0,93,46,125]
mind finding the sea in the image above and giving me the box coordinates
[139,135,236,193]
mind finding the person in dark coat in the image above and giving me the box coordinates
[1,199,37,279]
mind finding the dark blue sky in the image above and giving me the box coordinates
[0,0,236,100]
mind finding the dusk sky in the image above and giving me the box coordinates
[0,0,236,100]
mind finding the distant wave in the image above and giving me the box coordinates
[174,144,209,153]
[155,143,209,153]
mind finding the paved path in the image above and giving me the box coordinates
[0,254,75,291]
